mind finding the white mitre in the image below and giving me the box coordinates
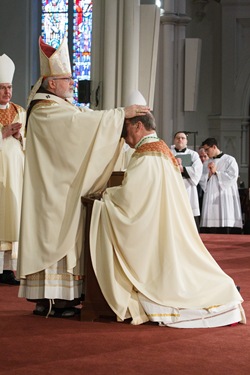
[27,36,72,107]
[39,36,71,78]
[125,90,147,106]
[0,54,15,83]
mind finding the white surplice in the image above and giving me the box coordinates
[0,103,26,272]
[170,146,202,217]
[199,154,243,228]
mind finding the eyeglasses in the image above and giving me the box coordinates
[52,77,73,82]
[203,146,212,153]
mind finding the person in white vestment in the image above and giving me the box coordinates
[0,54,26,285]
[198,146,209,164]
[170,131,202,228]
[197,146,209,225]
[199,138,243,234]
[89,112,246,328]
[17,36,149,318]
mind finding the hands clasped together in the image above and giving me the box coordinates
[1,122,22,140]
[176,158,184,173]
[208,161,217,177]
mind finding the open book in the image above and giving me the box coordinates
[175,154,192,167]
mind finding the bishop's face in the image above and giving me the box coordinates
[174,132,187,151]
[122,120,141,148]
[51,76,74,99]
[0,83,12,105]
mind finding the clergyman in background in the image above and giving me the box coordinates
[197,146,209,223]
[199,137,243,234]
[171,131,202,229]
[0,54,26,285]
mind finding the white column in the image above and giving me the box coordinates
[154,0,191,144]
[102,0,119,109]
[154,0,175,143]
[91,0,141,108]
[121,0,140,105]
[174,3,189,132]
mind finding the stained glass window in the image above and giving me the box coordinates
[41,0,92,103]
[73,0,92,102]
[41,0,69,48]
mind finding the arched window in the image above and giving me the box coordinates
[41,0,92,103]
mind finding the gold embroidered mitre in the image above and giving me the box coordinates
[0,54,15,83]
[27,36,72,107]
[39,36,71,78]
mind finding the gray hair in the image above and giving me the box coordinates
[41,77,53,90]
[127,112,156,131]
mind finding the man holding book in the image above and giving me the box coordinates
[171,131,202,228]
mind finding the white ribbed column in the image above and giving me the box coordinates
[154,0,191,144]
[102,0,119,109]
[173,2,187,133]
[154,0,175,143]
[121,0,140,106]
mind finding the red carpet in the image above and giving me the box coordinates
[0,234,249,375]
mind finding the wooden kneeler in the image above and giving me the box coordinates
[80,172,124,321]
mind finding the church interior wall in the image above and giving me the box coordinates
[183,0,250,186]
[184,1,222,147]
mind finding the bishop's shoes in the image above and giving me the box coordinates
[0,270,20,285]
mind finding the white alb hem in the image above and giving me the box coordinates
[138,293,246,328]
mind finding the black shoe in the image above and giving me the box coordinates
[33,305,80,318]
[33,305,52,317]
[0,270,20,285]
[52,307,81,318]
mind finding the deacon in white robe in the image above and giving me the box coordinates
[17,36,149,318]
[0,54,26,285]
[199,138,243,233]
[90,113,246,328]
[170,132,202,225]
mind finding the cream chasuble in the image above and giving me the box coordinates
[17,94,124,279]
[0,103,26,271]
[90,139,245,327]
